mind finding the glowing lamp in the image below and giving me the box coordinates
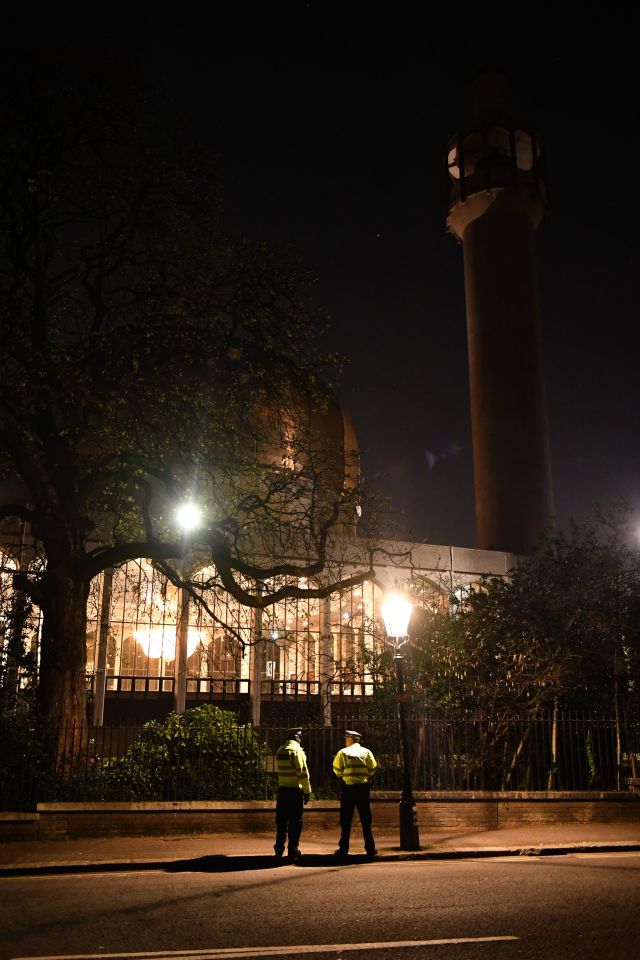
[381,592,413,640]
[380,589,420,851]
[175,501,202,533]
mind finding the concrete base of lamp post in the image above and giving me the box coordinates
[399,795,421,851]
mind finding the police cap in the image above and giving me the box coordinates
[345,729,362,740]
[287,727,303,740]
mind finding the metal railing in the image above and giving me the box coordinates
[335,713,637,793]
[259,713,636,797]
[99,675,250,698]
[2,709,637,810]
[87,675,376,700]
[257,679,374,699]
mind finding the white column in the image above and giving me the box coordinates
[250,604,264,726]
[173,584,190,713]
[92,567,114,726]
[319,596,333,727]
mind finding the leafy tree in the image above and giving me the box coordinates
[407,508,640,722]
[356,514,640,788]
[0,60,382,754]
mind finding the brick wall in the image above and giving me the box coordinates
[14,792,637,842]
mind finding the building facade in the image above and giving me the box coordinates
[82,542,516,725]
[1,541,516,727]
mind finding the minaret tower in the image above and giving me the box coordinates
[447,71,554,555]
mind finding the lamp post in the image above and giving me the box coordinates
[381,591,420,851]
[173,501,202,714]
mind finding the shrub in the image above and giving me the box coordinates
[100,705,269,801]
[0,711,42,809]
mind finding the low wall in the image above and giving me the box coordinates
[0,812,39,842]
[1,791,639,842]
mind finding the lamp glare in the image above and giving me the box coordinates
[381,592,413,639]
[175,502,202,533]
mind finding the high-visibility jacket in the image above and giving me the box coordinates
[275,739,311,793]
[333,743,377,785]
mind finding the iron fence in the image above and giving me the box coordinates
[352,713,637,792]
[262,711,638,796]
[1,709,637,811]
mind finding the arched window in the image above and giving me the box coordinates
[94,560,181,691]
[90,560,255,691]
[189,565,252,683]
[88,562,385,698]
[329,580,381,691]
[262,581,321,691]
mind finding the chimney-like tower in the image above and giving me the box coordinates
[446,71,554,555]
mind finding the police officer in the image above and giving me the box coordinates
[333,729,378,859]
[274,727,311,860]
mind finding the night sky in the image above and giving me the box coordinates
[9,14,640,548]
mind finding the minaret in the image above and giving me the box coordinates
[446,71,554,555]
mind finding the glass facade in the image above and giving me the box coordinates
[85,560,383,696]
[3,546,480,711]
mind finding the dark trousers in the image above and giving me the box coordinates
[275,787,304,854]
[338,782,375,853]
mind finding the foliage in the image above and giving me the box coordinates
[0,704,270,806]
[95,705,268,801]
[0,710,42,810]
[374,508,640,719]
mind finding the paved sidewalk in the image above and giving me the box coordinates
[1,822,639,875]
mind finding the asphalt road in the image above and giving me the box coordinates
[2,853,639,960]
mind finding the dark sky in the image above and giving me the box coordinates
[11,14,640,548]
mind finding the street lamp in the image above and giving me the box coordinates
[175,501,202,533]
[380,590,421,851]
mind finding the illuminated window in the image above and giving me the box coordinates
[190,565,252,680]
[262,579,320,689]
[329,580,381,686]
[87,563,385,697]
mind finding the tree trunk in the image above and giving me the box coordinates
[614,692,623,791]
[38,562,91,773]
[547,700,559,790]
[505,724,530,790]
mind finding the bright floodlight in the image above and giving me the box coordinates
[175,501,202,533]
[381,592,413,639]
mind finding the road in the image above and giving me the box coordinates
[2,853,639,960]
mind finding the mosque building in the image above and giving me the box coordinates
[0,71,551,727]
